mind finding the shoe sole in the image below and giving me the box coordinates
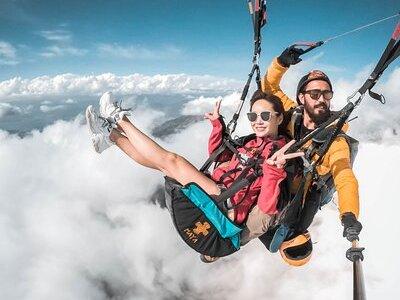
[85,105,96,134]
[91,135,101,153]
[99,91,114,119]
[86,106,102,154]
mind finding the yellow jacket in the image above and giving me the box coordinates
[262,58,360,218]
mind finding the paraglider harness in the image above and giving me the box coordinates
[164,0,269,257]
[258,107,359,253]
[260,20,400,252]
[164,6,400,257]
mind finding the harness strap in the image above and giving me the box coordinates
[358,21,400,103]
[215,138,272,204]
[217,167,243,184]
[315,108,354,164]
[227,63,260,133]
[200,139,230,172]
[227,0,267,134]
[215,171,260,203]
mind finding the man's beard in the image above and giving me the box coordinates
[304,101,330,125]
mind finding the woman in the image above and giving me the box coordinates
[85,90,302,262]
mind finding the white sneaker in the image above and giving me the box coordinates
[99,91,131,128]
[85,105,114,153]
[90,133,113,154]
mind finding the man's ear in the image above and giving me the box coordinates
[277,114,283,125]
[298,93,305,105]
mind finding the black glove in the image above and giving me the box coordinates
[277,45,305,67]
[346,246,365,262]
[341,212,362,242]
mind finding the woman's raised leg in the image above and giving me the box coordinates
[113,117,220,195]
[110,129,159,169]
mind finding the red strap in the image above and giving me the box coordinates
[392,22,400,40]
[294,41,318,47]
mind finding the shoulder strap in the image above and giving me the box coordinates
[337,133,359,166]
[280,106,303,139]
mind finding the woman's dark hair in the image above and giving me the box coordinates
[249,89,285,116]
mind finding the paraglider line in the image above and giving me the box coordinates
[324,12,400,43]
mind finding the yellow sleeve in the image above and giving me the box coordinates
[261,57,297,112]
[327,137,360,218]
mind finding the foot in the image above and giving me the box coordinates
[85,105,114,153]
[200,254,220,263]
[90,133,113,154]
[99,91,131,127]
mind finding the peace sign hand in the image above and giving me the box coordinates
[204,99,221,121]
[266,140,304,169]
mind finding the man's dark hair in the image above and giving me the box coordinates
[249,90,285,116]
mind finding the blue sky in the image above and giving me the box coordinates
[0,0,399,81]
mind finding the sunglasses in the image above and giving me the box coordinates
[247,111,278,122]
[302,89,334,100]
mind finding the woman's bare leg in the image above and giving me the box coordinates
[112,117,220,195]
[110,129,158,169]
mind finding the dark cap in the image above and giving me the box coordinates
[296,70,333,104]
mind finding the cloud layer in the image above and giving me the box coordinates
[0,104,399,299]
[0,73,241,101]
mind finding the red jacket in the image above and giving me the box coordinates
[208,118,287,224]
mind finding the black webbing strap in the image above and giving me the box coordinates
[213,142,268,203]
[358,21,400,103]
[227,55,261,134]
[248,0,267,54]
[215,166,261,203]
[200,134,244,172]
[272,171,311,227]
[227,0,267,134]
[218,168,243,184]
[199,140,229,173]
[286,109,344,154]
[314,104,355,162]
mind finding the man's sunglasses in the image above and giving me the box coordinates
[247,111,278,122]
[302,89,334,100]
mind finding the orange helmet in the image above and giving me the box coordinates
[279,231,313,267]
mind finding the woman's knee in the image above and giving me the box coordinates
[159,151,182,173]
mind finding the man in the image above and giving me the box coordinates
[261,46,362,245]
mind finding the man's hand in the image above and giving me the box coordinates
[341,212,363,242]
[277,45,305,67]
[204,99,221,121]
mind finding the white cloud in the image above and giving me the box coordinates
[37,29,87,58]
[181,92,242,115]
[37,30,72,43]
[97,43,182,60]
[65,98,76,104]
[0,73,241,101]
[0,102,24,118]
[39,104,65,113]
[40,45,87,58]
[0,105,399,299]
[0,41,18,65]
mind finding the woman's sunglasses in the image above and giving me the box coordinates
[302,89,334,100]
[247,111,278,122]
